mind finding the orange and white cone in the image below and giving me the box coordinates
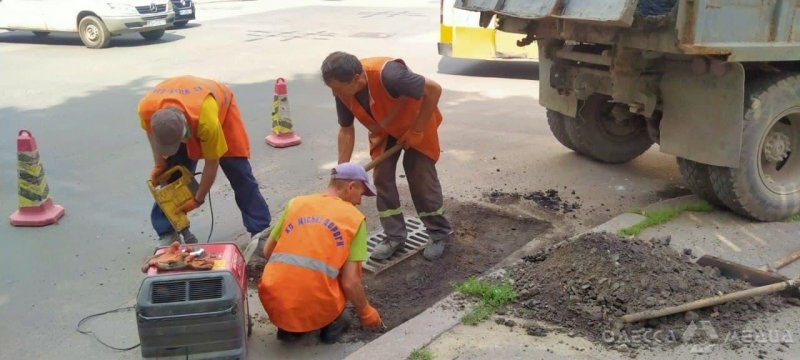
[9,130,65,226]
[265,78,302,148]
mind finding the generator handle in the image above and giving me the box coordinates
[137,305,234,321]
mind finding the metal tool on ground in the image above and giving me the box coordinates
[137,242,251,359]
[148,165,200,243]
[697,255,792,288]
[760,247,800,272]
[621,278,800,324]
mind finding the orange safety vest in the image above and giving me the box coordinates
[339,57,443,161]
[139,76,250,160]
[258,194,365,332]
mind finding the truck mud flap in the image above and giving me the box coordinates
[659,60,744,168]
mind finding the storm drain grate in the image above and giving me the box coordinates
[364,217,429,274]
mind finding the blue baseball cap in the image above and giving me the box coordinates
[332,162,376,196]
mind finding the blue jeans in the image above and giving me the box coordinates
[151,144,271,237]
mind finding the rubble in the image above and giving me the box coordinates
[506,232,788,350]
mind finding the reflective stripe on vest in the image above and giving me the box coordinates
[270,252,340,278]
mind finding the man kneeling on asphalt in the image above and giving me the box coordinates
[258,163,383,343]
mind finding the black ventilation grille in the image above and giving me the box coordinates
[152,281,186,304]
[189,278,223,301]
[151,277,223,304]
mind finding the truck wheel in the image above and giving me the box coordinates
[33,31,50,37]
[565,95,653,163]
[710,73,800,221]
[546,110,577,151]
[676,157,725,207]
[140,29,165,41]
[78,16,111,49]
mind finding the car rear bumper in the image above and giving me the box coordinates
[104,13,175,34]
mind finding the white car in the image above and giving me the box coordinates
[0,0,175,48]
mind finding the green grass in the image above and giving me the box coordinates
[454,277,517,325]
[407,348,433,360]
[619,200,714,237]
[787,213,800,222]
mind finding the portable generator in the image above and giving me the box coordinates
[136,243,251,359]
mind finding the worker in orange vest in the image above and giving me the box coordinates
[139,76,271,245]
[320,52,453,261]
[258,163,383,343]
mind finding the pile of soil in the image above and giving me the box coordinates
[507,232,789,350]
[488,189,581,214]
[636,0,677,17]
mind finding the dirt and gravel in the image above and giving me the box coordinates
[488,188,582,214]
[505,232,791,352]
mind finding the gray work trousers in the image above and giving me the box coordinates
[373,137,452,243]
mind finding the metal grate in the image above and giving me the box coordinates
[364,217,429,274]
[151,277,224,304]
[152,280,186,304]
[189,278,223,301]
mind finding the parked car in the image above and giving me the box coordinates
[0,0,175,49]
[170,0,195,28]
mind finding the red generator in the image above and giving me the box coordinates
[136,243,251,359]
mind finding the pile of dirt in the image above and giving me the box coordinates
[507,232,789,351]
[488,189,581,214]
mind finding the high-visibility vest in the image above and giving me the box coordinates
[338,57,443,161]
[258,194,365,332]
[139,76,250,160]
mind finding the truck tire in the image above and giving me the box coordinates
[676,157,725,208]
[565,95,653,163]
[140,29,165,41]
[78,16,111,49]
[709,73,800,221]
[546,109,577,151]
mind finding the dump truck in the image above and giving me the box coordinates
[454,0,800,221]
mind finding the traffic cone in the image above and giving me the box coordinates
[9,130,65,226]
[265,78,302,148]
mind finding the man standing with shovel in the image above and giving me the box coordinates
[320,52,453,261]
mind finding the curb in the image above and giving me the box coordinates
[344,212,646,360]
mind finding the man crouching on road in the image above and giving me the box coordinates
[258,163,383,343]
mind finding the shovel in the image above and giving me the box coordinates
[243,144,405,264]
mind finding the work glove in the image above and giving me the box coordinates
[358,305,383,328]
[150,164,167,185]
[178,198,201,214]
[398,129,424,149]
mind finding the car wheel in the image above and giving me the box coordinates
[78,16,111,49]
[173,20,189,28]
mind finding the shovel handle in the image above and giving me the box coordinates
[364,144,403,171]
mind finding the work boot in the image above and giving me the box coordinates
[157,232,180,247]
[423,237,448,261]
[370,238,404,260]
[276,328,304,342]
[319,312,351,344]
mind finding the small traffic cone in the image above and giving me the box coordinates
[9,130,65,226]
[265,78,302,148]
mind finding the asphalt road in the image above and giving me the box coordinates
[0,1,682,358]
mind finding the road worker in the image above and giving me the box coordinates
[258,163,383,342]
[139,75,271,245]
[321,51,453,261]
